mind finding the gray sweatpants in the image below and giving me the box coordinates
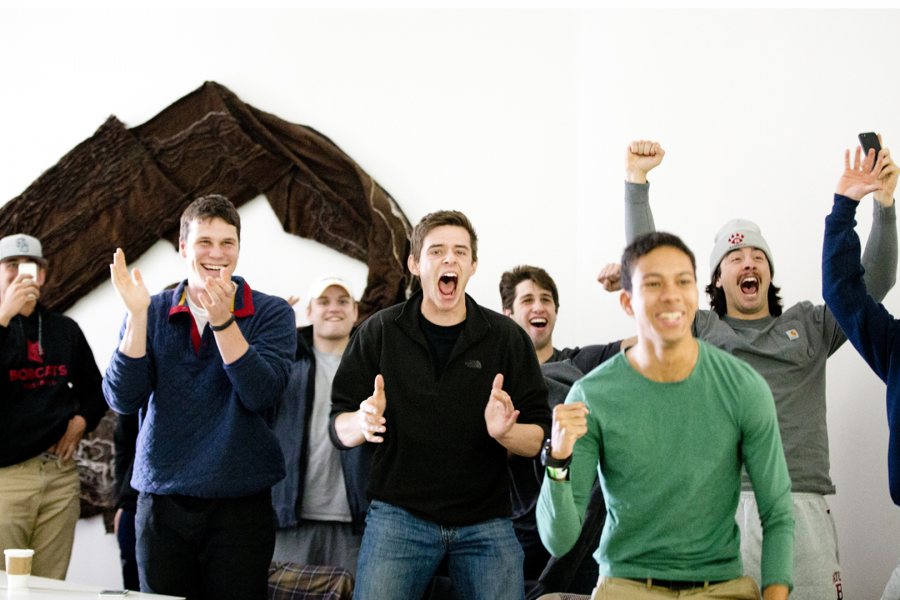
[737,491,843,600]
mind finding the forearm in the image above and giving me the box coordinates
[225,305,296,412]
[624,181,656,244]
[823,196,868,311]
[861,199,898,302]
[212,320,249,364]
[495,422,543,457]
[226,347,292,412]
[0,307,16,328]
[759,510,794,592]
[536,477,582,557]
[103,351,152,415]
[744,387,795,591]
[75,388,109,433]
[118,312,148,358]
[824,198,899,379]
[333,411,366,448]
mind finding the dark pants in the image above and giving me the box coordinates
[516,528,551,582]
[116,508,140,591]
[136,490,275,600]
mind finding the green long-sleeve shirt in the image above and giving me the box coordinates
[537,341,794,590]
[624,180,897,494]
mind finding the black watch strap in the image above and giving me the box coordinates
[210,314,235,332]
[540,437,572,469]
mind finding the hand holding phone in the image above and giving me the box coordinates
[859,132,882,172]
[18,261,37,279]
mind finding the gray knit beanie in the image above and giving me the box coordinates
[710,219,773,277]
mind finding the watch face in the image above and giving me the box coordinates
[541,438,572,469]
[540,438,552,466]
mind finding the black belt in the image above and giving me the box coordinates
[628,578,729,591]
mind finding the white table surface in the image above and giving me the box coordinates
[0,572,184,599]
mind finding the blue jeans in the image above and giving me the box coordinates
[354,500,525,600]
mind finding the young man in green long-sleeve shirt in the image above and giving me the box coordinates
[537,231,794,599]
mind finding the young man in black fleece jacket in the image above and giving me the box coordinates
[0,233,106,579]
[330,210,551,600]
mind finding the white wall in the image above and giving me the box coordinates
[1,7,899,597]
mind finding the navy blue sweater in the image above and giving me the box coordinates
[823,194,900,505]
[103,277,296,498]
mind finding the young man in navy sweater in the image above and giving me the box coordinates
[104,195,296,600]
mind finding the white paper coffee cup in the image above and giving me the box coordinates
[4,549,34,589]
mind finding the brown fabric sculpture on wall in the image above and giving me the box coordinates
[0,81,415,524]
[0,80,414,320]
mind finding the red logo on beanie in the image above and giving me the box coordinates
[728,233,744,245]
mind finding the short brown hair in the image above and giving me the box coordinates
[410,210,478,263]
[179,194,241,243]
[499,265,560,312]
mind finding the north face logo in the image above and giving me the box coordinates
[728,232,745,245]
[27,340,43,363]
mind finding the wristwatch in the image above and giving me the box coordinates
[540,438,572,469]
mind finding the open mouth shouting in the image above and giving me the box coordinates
[438,272,458,298]
[739,274,760,297]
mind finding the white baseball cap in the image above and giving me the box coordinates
[306,276,355,305]
[0,233,46,263]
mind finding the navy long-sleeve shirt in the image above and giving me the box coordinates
[823,194,900,505]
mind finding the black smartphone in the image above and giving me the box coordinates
[859,132,882,168]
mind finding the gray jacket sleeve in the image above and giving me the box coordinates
[860,200,898,302]
[625,181,656,244]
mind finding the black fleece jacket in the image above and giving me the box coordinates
[330,291,550,526]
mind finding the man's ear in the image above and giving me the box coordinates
[179,239,187,258]
[503,308,512,317]
[407,254,419,276]
[619,290,634,316]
